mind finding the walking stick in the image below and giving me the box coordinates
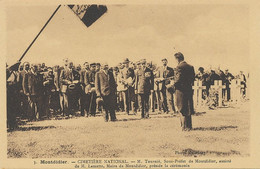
[88,92,94,116]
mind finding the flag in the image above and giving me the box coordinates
[68,5,107,27]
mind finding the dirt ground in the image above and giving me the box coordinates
[7,101,250,158]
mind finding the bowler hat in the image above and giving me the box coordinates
[90,63,96,67]
[123,58,130,64]
[161,58,167,62]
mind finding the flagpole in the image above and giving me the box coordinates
[18,5,61,62]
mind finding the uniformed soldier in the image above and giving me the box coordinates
[120,58,136,115]
[135,59,154,119]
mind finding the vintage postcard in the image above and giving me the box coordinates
[1,0,260,168]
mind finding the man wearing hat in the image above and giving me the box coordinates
[195,67,210,98]
[52,65,62,114]
[96,63,101,72]
[120,58,136,115]
[23,64,44,120]
[95,62,117,122]
[173,52,195,131]
[79,62,90,116]
[84,63,97,116]
[155,58,175,114]
[223,69,234,101]
[18,62,30,119]
[59,61,78,117]
[42,67,56,118]
[135,59,154,118]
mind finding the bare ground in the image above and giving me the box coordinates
[7,101,250,158]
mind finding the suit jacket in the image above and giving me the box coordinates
[174,61,195,92]
[207,72,221,86]
[23,71,44,96]
[95,69,116,97]
[174,61,195,116]
[135,67,154,94]
[18,70,28,92]
[155,66,174,90]
[59,68,78,93]
[84,70,96,94]
[43,73,55,95]
[53,69,61,91]
[195,72,209,86]
[60,68,75,85]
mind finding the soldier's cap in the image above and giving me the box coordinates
[101,62,108,66]
[31,64,38,68]
[140,59,146,64]
[96,63,101,66]
[161,58,167,62]
[83,62,89,65]
[123,58,130,64]
[23,62,30,66]
[63,58,69,63]
[136,61,141,65]
[90,63,96,67]
[225,68,228,71]
[47,67,53,71]
[198,67,204,71]
[113,66,119,71]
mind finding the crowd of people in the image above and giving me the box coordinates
[6,52,248,131]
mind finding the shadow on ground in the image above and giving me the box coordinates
[8,126,56,132]
[193,112,206,116]
[181,148,241,156]
[193,125,237,131]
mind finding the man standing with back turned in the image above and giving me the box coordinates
[173,52,195,131]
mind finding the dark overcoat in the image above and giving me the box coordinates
[174,61,195,116]
[135,67,154,95]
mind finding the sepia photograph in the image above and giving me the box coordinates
[1,0,260,168]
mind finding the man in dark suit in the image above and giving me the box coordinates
[135,59,154,119]
[59,61,78,116]
[43,67,56,118]
[7,61,21,129]
[173,52,195,131]
[95,63,117,122]
[18,62,30,119]
[223,69,234,101]
[79,62,90,116]
[53,65,62,114]
[85,63,97,116]
[23,64,44,120]
[155,58,175,114]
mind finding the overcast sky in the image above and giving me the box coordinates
[6,4,249,73]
